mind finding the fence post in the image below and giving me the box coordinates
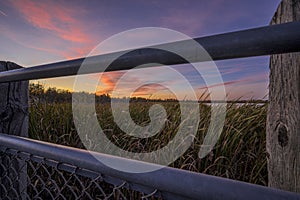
[267,0,300,193]
[0,62,28,199]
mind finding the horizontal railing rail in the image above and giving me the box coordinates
[0,21,299,83]
[0,133,299,200]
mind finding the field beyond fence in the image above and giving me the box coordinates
[29,84,268,186]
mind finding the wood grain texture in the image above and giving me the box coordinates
[267,0,300,192]
[0,61,28,199]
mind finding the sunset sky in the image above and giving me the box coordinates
[0,0,281,100]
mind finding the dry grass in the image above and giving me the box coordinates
[29,101,267,186]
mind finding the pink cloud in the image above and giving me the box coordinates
[9,0,95,59]
[133,83,169,96]
[96,72,126,95]
[220,67,243,75]
[96,71,172,98]
[11,0,90,43]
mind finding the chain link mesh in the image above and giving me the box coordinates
[0,148,161,200]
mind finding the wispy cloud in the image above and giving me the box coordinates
[198,80,243,90]
[96,70,172,98]
[160,8,208,36]
[9,0,95,59]
[159,1,233,36]
[0,9,7,17]
[96,72,126,95]
[10,0,90,43]
[197,72,268,100]
[133,83,169,96]
[0,27,79,61]
[199,72,267,90]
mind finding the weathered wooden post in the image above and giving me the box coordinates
[0,62,28,199]
[267,0,300,193]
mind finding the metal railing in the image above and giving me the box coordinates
[0,21,300,200]
[0,133,299,200]
[0,21,299,83]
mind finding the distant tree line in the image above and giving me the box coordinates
[29,83,266,104]
[29,83,111,104]
[29,83,178,104]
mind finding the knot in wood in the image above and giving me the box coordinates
[277,123,288,147]
[0,106,12,122]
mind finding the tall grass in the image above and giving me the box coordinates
[29,101,267,186]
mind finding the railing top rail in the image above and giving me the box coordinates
[0,21,299,83]
[0,133,299,200]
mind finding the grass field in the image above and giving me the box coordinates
[29,100,268,186]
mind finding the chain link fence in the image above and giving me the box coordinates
[0,147,160,200]
[1,133,299,200]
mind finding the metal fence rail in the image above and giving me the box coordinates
[0,133,299,200]
[0,21,299,83]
